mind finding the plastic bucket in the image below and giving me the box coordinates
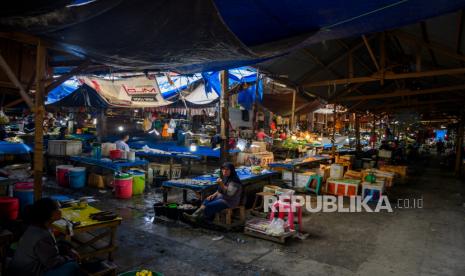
[128,151,136,161]
[92,145,102,159]
[110,149,123,160]
[56,165,74,187]
[68,167,86,189]
[128,170,145,195]
[114,175,133,199]
[0,197,19,220]
[14,182,34,213]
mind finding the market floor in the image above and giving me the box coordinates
[45,160,465,276]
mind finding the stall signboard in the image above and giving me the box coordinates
[79,76,172,108]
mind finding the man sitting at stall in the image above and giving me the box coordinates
[115,133,130,152]
[9,198,81,276]
[185,162,242,222]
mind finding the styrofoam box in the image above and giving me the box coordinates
[378,150,392,158]
[48,140,82,156]
[282,170,293,181]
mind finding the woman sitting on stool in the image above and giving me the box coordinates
[187,162,242,221]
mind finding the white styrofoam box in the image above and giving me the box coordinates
[251,141,267,153]
[48,140,82,156]
[330,164,344,179]
[282,170,293,181]
[378,150,392,158]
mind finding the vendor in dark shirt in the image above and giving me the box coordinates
[186,162,242,221]
[9,198,81,276]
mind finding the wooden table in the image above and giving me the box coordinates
[52,206,122,261]
[162,169,279,204]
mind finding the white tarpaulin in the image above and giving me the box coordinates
[79,76,172,108]
[184,83,218,105]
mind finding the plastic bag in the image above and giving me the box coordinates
[0,110,9,124]
[266,218,286,236]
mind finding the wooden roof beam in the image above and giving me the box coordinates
[340,83,465,101]
[394,30,465,63]
[420,22,438,66]
[0,53,34,109]
[303,67,465,88]
[362,35,380,71]
[297,35,375,84]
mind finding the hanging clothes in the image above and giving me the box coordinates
[162,123,170,138]
[168,119,176,134]
[143,117,152,131]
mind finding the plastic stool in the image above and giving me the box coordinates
[305,174,323,195]
[269,200,303,231]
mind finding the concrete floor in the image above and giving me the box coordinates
[46,159,465,276]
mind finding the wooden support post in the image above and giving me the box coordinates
[455,112,464,176]
[371,114,376,149]
[291,89,296,131]
[355,113,361,152]
[252,69,259,132]
[348,51,354,78]
[331,105,336,160]
[220,70,229,164]
[416,46,422,72]
[380,32,386,85]
[34,43,46,201]
[97,110,107,142]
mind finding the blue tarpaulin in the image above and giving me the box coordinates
[3,1,463,73]
[48,83,110,109]
[47,67,262,110]
[0,141,32,155]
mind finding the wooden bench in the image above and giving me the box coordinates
[214,205,246,226]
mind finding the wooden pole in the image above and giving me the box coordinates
[455,111,464,176]
[34,42,46,201]
[252,69,259,132]
[97,109,107,142]
[220,70,229,164]
[355,113,361,152]
[331,105,336,160]
[291,89,296,131]
[372,114,376,149]
[380,32,386,85]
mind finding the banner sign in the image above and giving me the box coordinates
[79,76,172,108]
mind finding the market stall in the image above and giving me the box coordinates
[268,155,330,187]
[161,167,279,204]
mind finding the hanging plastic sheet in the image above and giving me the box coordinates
[78,76,172,108]
[2,0,465,73]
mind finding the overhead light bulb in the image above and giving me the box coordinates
[190,143,197,152]
[118,126,124,132]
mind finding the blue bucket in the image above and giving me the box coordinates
[14,182,34,213]
[68,167,86,189]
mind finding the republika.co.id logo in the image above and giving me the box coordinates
[263,195,399,213]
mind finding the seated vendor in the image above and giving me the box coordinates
[115,133,130,151]
[256,128,268,141]
[9,198,81,276]
[186,162,242,221]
